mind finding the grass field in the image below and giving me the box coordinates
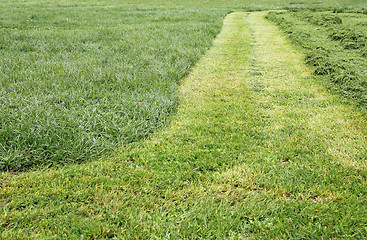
[0,0,366,171]
[1,0,367,239]
[2,10,367,239]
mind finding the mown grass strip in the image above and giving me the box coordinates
[1,12,367,239]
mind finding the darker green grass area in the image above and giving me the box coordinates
[266,10,367,110]
[0,3,228,170]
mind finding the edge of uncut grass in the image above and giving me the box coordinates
[0,4,231,172]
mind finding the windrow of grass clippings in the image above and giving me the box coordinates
[0,2,228,170]
[266,10,367,110]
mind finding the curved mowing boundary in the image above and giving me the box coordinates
[0,6,225,171]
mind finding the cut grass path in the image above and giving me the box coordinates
[1,12,367,239]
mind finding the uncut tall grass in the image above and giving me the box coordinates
[0,3,226,170]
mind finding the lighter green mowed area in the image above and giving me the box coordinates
[2,8,367,239]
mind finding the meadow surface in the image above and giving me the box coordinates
[1,0,367,239]
[2,10,367,239]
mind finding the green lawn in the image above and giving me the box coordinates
[1,0,367,239]
[2,9,367,239]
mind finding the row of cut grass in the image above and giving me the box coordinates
[266,10,367,110]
